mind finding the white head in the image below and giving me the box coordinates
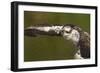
[61,25,80,43]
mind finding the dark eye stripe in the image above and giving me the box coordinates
[65,29,73,33]
[60,28,73,34]
[65,31,70,33]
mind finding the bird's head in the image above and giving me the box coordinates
[60,24,81,43]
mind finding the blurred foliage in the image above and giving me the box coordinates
[24,11,90,62]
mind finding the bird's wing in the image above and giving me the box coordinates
[78,31,90,59]
[24,26,63,37]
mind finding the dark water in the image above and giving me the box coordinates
[24,11,90,62]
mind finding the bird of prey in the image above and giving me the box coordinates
[24,24,90,59]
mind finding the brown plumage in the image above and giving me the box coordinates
[24,24,90,59]
[73,26,90,58]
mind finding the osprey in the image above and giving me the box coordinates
[24,24,90,59]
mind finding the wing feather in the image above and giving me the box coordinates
[24,26,63,37]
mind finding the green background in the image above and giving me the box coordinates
[24,11,90,62]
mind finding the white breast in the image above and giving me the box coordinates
[71,30,80,43]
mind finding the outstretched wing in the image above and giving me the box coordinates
[24,26,63,37]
